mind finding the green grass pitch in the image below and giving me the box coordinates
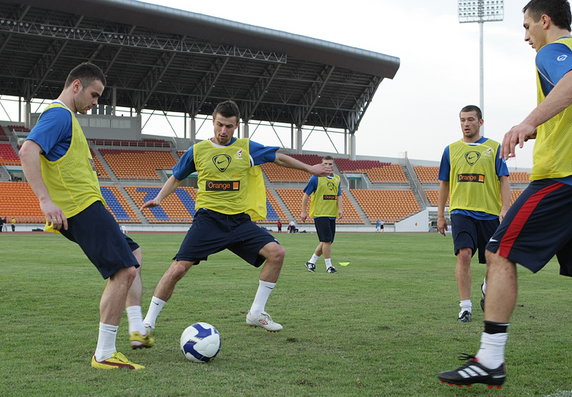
[1,231,570,396]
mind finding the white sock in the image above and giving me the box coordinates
[249,280,276,315]
[325,258,333,268]
[476,332,508,369]
[126,305,145,335]
[143,296,166,329]
[459,300,472,316]
[94,322,118,362]
[308,254,319,264]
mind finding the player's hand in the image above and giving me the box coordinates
[309,163,330,177]
[437,216,447,236]
[301,212,307,222]
[141,198,161,210]
[338,210,343,219]
[41,200,68,230]
[500,123,536,160]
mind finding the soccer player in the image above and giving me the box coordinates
[141,100,329,334]
[438,0,572,388]
[437,105,510,322]
[301,155,343,273]
[19,62,151,370]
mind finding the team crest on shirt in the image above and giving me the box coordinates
[212,154,231,172]
[464,151,481,165]
[484,147,493,157]
[235,149,244,159]
[327,181,336,191]
[557,54,568,62]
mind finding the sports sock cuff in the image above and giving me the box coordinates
[484,320,509,334]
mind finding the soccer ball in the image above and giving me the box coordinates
[180,322,221,363]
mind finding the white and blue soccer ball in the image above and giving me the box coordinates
[180,322,221,363]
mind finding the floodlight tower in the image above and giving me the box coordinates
[458,0,503,135]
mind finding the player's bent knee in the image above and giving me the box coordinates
[170,260,194,280]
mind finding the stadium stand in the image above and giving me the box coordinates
[100,149,177,179]
[100,186,139,223]
[88,138,171,148]
[0,143,19,165]
[90,149,110,179]
[0,181,44,223]
[124,185,196,223]
[509,171,530,183]
[414,166,440,184]
[351,189,420,223]
[425,190,441,207]
[364,164,407,183]
[261,162,311,182]
[0,126,9,141]
[511,190,524,205]
[264,189,288,222]
[334,158,391,172]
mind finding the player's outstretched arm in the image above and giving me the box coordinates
[140,175,183,209]
[437,180,449,236]
[274,152,329,176]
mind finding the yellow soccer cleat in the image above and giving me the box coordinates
[91,352,145,370]
[129,331,155,349]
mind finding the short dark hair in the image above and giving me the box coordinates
[523,0,572,31]
[323,155,334,161]
[213,100,240,120]
[64,62,106,88]
[460,105,482,120]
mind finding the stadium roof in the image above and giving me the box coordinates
[0,0,400,132]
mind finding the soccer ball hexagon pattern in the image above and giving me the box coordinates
[180,322,221,363]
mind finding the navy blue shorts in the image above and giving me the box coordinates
[451,213,499,264]
[314,217,336,243]
[59,201,140,279]
[175,208,278,267]
[487,180,572,276]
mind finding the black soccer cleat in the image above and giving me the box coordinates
[458,310,472,322]
[438,354,506,389]
[305,262,316,272]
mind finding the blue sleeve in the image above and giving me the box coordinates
[249,140,279,165]
[438,147,450,181]
[303,176,319,195]
[496,145,510,178]
[172,146,196,180]
[536,42,572,96]
[26,107,72,161]
[338,184,342,196]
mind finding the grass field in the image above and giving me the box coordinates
[1,231,571,397]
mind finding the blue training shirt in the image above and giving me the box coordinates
[173,138,279,180]
[438,137,509,220]
[26,104,73,161]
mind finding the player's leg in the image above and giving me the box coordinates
[246,241,284,332]
[126,247,154,349]
[143,259,195,331]
[305,242,322,272]
[456,247,473,321]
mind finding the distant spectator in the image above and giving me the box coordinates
[0,216,5,232]
[276,220,282,233]
[10,218,16,232]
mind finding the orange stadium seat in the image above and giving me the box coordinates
[511,190,524,205]
[334,158,391,172]
[364,164,407,183]
[414,166,440,183]
[351,189,420,223]
[100,149,177,179]
[509,172,530,183]
[0,182,44,223]
[261,162,311,182]
[125,186,197,223]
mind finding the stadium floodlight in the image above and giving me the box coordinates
[458,0,504,23]
[458,0,504,136]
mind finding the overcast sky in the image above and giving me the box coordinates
[141,0,539,169]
